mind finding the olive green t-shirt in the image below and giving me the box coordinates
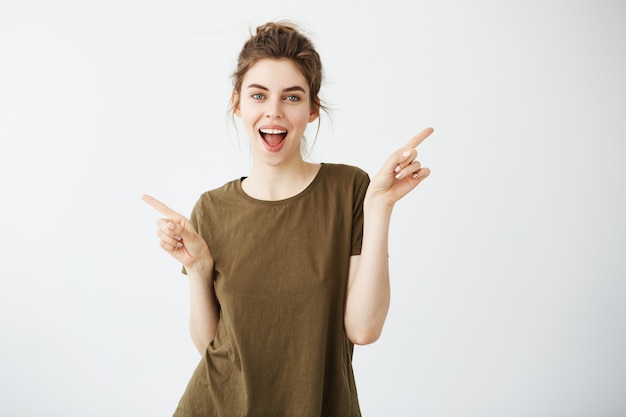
[174,163,370,417]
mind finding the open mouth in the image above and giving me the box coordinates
[259,128,287,150]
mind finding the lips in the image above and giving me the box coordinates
[259,127,287,151]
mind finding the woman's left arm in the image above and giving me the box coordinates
[344,127,434,345]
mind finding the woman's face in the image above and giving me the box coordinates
[235,58,319,167]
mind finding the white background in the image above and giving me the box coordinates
[1,1,625,416]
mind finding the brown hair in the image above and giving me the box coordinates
[230,21,325,116]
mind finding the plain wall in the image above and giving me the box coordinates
[1,1,625,416]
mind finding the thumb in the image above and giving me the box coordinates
[164,216,197,242]
[178,218,199,241]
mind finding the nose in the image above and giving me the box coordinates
[265,98,283,119]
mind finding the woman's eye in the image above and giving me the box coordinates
[252,93,264,100]
[285,95,300,102]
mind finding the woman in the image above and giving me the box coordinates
[143,21,433,417]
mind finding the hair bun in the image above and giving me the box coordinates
[255,21,298,35]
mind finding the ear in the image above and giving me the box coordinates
[308,97,320,123]
[232,92,241,117]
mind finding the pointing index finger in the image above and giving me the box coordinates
[403,127,434,150]
[141,194,181,219]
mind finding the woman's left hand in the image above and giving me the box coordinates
[367,127,434,208]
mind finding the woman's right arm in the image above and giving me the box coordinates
[185,262,219,353]
[142,194,219,354]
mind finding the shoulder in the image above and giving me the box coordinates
[317,164,370,203]
[191,178,243,214]
[201,178,240,198]
[321,163,370,184]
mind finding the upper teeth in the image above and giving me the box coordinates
[260,129,286,134]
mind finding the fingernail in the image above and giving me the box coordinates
[168,222,175,230]
[174,235,182,241]
[412,173,419,179]
[176,242,183,248]
[402,150,411,157]
[394,165,401,173]
[395,172,403,180]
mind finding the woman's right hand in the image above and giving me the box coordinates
[142,194,213,271]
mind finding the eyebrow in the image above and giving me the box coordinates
[246,83,306,93]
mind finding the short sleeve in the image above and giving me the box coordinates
[181,198,202,276]
[350,170,370,256]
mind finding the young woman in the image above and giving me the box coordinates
[143,21,433,417]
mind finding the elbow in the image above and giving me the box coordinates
[191,333,213,355]
[344,313,388,345]
[189,323,217,355]
[347,327,383,346]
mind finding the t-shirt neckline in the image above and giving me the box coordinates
[235,163,326,205]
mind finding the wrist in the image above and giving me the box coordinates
[186,258,214,278]
[364,192,395,215]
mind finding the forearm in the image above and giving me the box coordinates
[344,196,393,345]
[186,262,219,354]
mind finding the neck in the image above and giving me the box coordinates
[244,158,320,201]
